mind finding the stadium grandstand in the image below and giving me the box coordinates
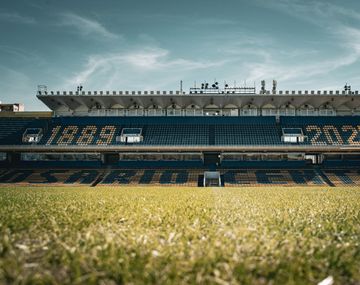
[1,80,360,187]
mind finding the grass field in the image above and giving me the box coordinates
[0,186,360,285]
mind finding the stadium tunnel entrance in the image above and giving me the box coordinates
[203,152,221,168]
[198,171,224,187]
[102,153,120,165]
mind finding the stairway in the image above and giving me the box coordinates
[209,125,215,145]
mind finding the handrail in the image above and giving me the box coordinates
[1,144,360,153]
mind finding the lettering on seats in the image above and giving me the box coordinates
[159,170,189,184]
[0,170,33,183]
[102,170,136,184]
[77,126,97,145]
[306,125,360,146]
[1,169,359,186]
[306,125,327,145]
[49,125,118,146]
[324,170,354,184]
[342,125,360,145]
[96,126,116,145]
[57,126,78,145]
[288,170,324,185]
[46,126,61,145]
[45,124,360,146]
[35,170,68,183]
[323,125,343,145]
[255,170,287,184]
[223,170,250,184]
[139,170,155,184]
[65,170,100,184]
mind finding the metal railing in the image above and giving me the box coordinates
[1,144,360,153]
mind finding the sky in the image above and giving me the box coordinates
[1,0,360,110]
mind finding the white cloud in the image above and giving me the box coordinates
[0,66,47,110]
[50,1,360,94]
[245,52,357,83]
[141,13,237,26]
[61,36,360,93]
[231,0,360,89]
[306,1,360,23]
[123,48,169,69]
[255,0,360,29]
[62,47,227,90]
[0,45,46,65]
[339,26,360,55]
[59,13,119,39]
[0,12,36,24]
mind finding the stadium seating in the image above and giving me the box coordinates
[0,117,50,145]
[280,116,360,146]
[99,169,201,186]
[322,169,360,185]
[0,118,36,144]
[39,116,282,146]
[215,124,282,145]
[0,168,102,185]
[2,116,360,147]
[143,125,208,145]
[222,169,327,186]
[1,167,360,186]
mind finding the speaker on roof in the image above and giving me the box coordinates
[272,80,277,94]
[261,80,265,94]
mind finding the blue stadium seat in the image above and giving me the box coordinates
[1,167,360,186]
[40,116,282,146]
[280,116,360,146]
[0,118,36,144]
[3,116,360,147]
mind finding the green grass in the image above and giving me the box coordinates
[0,186,360,285]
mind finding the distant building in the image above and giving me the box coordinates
[0,103,24,112]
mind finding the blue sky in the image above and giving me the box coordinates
[1,0,360,110]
